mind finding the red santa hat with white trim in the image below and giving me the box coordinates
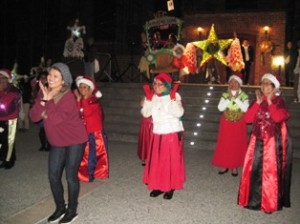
[228,73,243,86]
[76,75,102,98]
[0,69,12,82]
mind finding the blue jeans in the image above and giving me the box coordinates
[48,143,85,211]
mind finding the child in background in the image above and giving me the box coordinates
[35,72,50,151]
[75,76,109,182]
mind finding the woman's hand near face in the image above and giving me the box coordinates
[39,81,60,101]
[39,81,49,100]
[255,89,263,104]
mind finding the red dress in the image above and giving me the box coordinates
[77,96,109,182]
[137,116,153,161]
[212,91,249,169]
[211,115,248,168]
[238,96,292,213]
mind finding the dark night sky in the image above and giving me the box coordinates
[0,0,298,74]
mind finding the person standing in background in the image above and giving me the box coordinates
[137,84,153,166]
[18,75,32,132]
[0,69,22,169]
[293,40,300,103]
[241,39,254,85]
[84,36,98,79]
[33,71,50,151]
[284,41,296,87]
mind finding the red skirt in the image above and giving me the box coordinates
[78,131,109,182]
[143,132,185,192]
[137,117,153,161]
[211,115,247,169]
[238,122,292,213]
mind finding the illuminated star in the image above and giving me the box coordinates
[193,24,233,67]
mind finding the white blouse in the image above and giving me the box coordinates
[141,93,184,134]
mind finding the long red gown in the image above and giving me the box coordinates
[238,96,292,213]
[212,115,248,169]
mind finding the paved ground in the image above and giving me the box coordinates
[0,125,299,224]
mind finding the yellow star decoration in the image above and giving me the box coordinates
[193,24,233,67]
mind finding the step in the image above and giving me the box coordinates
[99,83,300,158]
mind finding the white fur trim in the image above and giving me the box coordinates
[172,44,185,57]
[76,79,95,91]
[95,90,102,98]
[228,75,243,86]
[261,73,280,89]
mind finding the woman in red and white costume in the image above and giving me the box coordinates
[238,73,292,213]
[75,76,109,182]
[141,73,185,200]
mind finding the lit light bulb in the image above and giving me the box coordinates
[190,141,195,145]
[205,100,209,103]
[193,132,198,136]
[0,104,5,109]
[209,86,214,90]
[207,92,211,96]
[199,114,204,118]
[202,107,206,110]
[196,123,201,127]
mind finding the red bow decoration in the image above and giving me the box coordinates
[170,83,180,100]
[143,84,154,100]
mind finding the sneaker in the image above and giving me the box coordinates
[47,207,66,223]
[59,209,78,224]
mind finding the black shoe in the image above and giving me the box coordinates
[47,207,66,223]
[218,169,229,175]
[231,169,238,177]
[1,161,14,169]
[39,147,45,151]
[59,209,78,224]
[163,190,174,200]
[150,190,163,197]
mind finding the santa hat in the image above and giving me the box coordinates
[76,76,102,98]
[0,69,12,82]
[228,73,243,86]
[261,73,280,89]
[172,43,185,58]
[155,73,173,84]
